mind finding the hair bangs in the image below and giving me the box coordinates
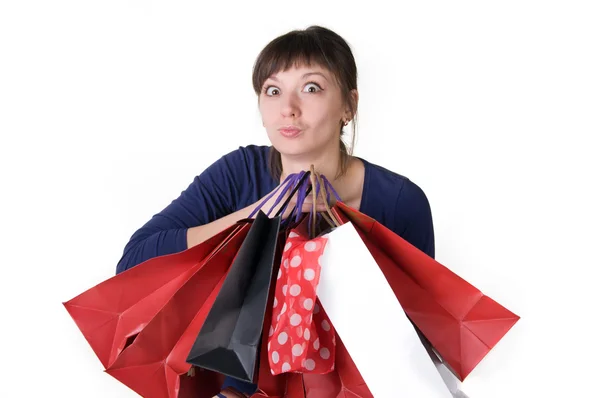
[252,32,335,95]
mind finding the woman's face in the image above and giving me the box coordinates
[258,63,349,159]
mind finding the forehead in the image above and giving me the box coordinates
[267,62,334,82]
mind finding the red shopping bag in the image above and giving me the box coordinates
[104,221,251,397]
[332,201,520,381]
[268,226,335,376]
[63,222,241,369]
[253,329,372,398]
[256,273,372,397]
[301,334,372,398]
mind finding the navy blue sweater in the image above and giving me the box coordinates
[115,144,435,394]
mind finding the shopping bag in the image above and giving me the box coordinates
[63,222,241,369]
[253,329,372,398]
[266,169,339,376]
[301,333,373,398]
[317,221,452,397]
[418,331,471,397]
[105,220,251,398]
[267,226,335,375]
[186,210,282,383]
[251,173,373,398]
[332,200,520,381]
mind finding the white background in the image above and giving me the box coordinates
[1,1,599,397]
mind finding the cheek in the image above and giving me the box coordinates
[305,100,339,128]
[259,103,277,126]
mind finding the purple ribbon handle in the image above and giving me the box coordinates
[272,172,304,218]
[248,169,342,228]
[320,175,342,202]
[248,173,296,219]
[293,174,312,223]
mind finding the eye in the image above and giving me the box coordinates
[303,82,323,93]
[264,86,280,96]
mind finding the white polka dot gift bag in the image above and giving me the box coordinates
[267,228,336,376]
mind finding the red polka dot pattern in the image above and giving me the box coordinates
[267,231,335,375]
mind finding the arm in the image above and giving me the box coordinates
[115,149,246,274]
[394,179,436,259]
[185,203,256,249]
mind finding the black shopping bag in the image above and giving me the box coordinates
[186,209,282,383]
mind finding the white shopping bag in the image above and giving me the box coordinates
[316,222,453,398]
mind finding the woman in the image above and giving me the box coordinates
[116,25,435,398]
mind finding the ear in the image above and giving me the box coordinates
[345,89,359,119]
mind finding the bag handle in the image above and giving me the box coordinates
[309,166,318,238]
[248,172,298,219]
[250,166,343,233]
[248,169,313,222]
[275,170,311,219]
[303,166,343,237]
[316,172,343,227]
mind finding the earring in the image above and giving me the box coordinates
[342,119,349,126]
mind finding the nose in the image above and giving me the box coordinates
[280,91,301,118]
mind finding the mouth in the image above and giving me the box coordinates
[278,126,302,138]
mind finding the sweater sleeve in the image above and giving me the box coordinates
[115,149,243,274]
[394,179,436,259]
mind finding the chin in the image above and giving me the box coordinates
[273,141,319,158]
[268,130,333,159]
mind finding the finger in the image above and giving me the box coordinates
[300,203,328,213]
[302,195,326,203]
[215,389,246,398]
[225,388,249,398]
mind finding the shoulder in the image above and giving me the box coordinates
[361,158,430,211]
[362,159,410,187]
[202,144,275,209]
[360,158,435,257]
[213,144,271,170]
[202,144,271,183]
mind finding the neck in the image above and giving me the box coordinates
[279,143,342,184]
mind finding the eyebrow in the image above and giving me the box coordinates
[267,72,330,83]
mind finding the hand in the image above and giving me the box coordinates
[212,387,249,398]
[254,181,329,220]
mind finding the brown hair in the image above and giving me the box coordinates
[251,25,359,181]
